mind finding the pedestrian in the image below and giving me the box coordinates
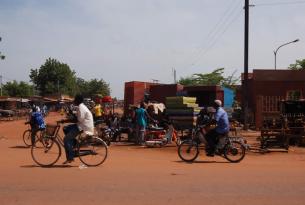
[93,99,103,121]
[135,102,154,145]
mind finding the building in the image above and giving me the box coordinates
[241,69,305,128]
[149,84,184,104]
[184,85,224,107]
[124,81,158,113]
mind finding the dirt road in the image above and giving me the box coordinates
[1,113,305,205]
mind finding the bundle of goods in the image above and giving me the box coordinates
[165,97,200,129]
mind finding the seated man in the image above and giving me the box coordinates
[62,94,94,164]
[205,100,230,156]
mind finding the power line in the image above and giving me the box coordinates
[189,10,243,68]
[184,1,243,69]
[179,0,240,68]
[254,0,305,7]
[178,0,243,71]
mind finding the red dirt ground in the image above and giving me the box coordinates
[1,112,305,205]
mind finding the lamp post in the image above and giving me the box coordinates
[274,39,299,70]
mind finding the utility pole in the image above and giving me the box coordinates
[173,68,177,84]
[0,37,5,96]
[0,37,5,60]
[243,0,249,130]
[0,75,3,96]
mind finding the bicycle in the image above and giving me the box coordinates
[31,121,108,167]
[178,124,246,163]
[23,122,45,147]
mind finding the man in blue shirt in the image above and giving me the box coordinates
[205,100,230,156]
[135,102,155,145]
[135,102,148,145]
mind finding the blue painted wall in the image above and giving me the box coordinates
[223,87,234,108]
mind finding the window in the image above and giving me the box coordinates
[286,90,302,100]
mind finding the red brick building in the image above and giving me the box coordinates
[241,69,305,128]
[124,81,159,112]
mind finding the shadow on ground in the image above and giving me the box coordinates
[9,145,29,149]
[20,164,77,168]
[173,160,230,164]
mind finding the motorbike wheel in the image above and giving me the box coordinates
[178,140,199,162]
[224,141,246,163]
[103,135,111,146]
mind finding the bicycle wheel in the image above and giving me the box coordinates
[31,137,61,167]
[22,129,32,147]
[224,141,246,163]
[178,140,199,162]
[78,136,108,166]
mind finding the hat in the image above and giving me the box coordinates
[214,100,222,107]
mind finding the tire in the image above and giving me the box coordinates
[224,141,246,163]
[22,129,32,147]
[78,136,108,166]
[31,137,61,167]
[178,140,199,162]
[104,136,111,146]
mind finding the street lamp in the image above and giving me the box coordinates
[274,39,300,70]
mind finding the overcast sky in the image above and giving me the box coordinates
[1,0,305,98]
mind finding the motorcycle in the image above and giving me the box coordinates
[144,122,178,147]
[178,123,247,163]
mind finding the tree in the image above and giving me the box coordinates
[288,59,305,70]
[178,76,195,86]
[193,68,225,85]
[3,81,34,97]
[178,68,239,89]
[76,78,110,97]
[29,58,77,96]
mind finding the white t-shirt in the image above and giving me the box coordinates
[77,103,94,135]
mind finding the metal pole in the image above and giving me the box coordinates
[0,75,2,96]
[274,51,277,70]
[243,0,249,130]
[274,39,299,70]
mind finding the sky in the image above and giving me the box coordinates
[0,0,305,98]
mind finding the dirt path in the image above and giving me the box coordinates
[1,113,305,205]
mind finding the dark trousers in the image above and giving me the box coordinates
[63,124,80,161]
[31,127,39,145]
[205,128,219,154]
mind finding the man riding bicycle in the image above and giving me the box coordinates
[61,94,94,164]
[204,100,230,157]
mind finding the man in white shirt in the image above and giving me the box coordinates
[62,94,94,164]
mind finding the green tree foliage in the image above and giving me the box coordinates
[288,59,305,70]
[178,68,239,89]
[29,58,111,97]
[76,78,110,97]
[178,76,194,86]
[29,58,77,96]
[3,81,33,97]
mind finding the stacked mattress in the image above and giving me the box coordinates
[165,97,200,129]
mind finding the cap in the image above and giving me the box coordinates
[214,100,222,107]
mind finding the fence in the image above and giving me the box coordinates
[255,95,284,129]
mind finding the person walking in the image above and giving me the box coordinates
[135,102,155,145]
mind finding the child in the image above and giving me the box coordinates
[29,106,46,145]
